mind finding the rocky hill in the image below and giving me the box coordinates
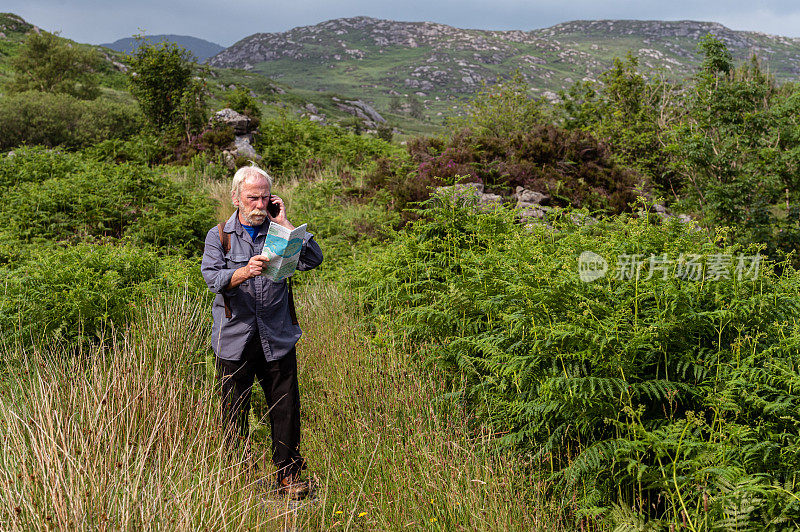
[208,17,800,105]
[4,12,800,132]
[0,12,34,46]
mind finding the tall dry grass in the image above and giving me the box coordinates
[0,282,564,530]
[167,157,355,226]
[278,281,564,530]
[0,293,292,530]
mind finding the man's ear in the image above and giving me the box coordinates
[231,191,239,208]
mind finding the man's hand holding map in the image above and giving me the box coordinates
[260,223,311,281]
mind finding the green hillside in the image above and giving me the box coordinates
[0,13,131,94]
[208,17,800,125]
[0,14,434,136]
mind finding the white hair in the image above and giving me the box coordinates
[231,162,273,204]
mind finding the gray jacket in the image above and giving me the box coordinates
[200,210,324,361]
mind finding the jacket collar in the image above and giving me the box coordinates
[223,210,242,236]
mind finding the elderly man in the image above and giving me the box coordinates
[201,164,323,499]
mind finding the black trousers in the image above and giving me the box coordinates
[215,335,304,481]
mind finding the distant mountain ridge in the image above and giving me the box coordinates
[207,17,800,102]
[101,34,224,62]
[6,11,800,130]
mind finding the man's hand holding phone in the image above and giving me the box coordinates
[267,194,281,218]
[267,194,295,230]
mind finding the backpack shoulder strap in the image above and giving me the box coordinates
[217,223,231,254]
[288,277,299,326]
[217,223,232,319]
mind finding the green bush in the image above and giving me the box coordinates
[0,91,144,150]
[125,38,207,136]
[369,125,644,218]
[351,196,800,528]
[287,174,400,272]
[224,88,261,129]
[0,242,207,349]
[83,134,168,166]
[0,148,216,256]
[124,178,219,256]
[198,124,235,152]
[256,116,400,175]
[448,70,547,137]
[667,39,800,266]
[0,146,86,187]
[6,31,100,100]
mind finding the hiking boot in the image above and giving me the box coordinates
[278,474,311,500]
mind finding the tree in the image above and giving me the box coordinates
[557,53,678,195]
[669,35,800,262]
[450,70,545,136]
[408,95,424,120]
[698,34,733,79]
[126,37,207,137]
[7,31,100,100]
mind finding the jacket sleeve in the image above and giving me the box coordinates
[201,227,238,294]
[297,234,323,272]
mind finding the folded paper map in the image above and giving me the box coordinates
[260,223,309,281]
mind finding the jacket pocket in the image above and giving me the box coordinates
[225,253,250,268]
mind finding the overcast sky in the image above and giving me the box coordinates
[6,1,800,46]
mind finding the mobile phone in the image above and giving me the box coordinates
[267,194,281,218]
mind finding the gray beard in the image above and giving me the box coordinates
[243,209,268,226]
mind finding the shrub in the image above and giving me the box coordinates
[0,149,216,256]
[369,125,645,217]
[256,116,400,175]
[351,196,800,527]
[125,178,219,256]
[286,174,400,272]
[558,53,677,194]
[198,123,235,152]
[83,134,168,166]
[159,122,237,166]
[125,37,208,138]
[668,38,800,266]
[0,146,86,187]
[376,123,393,142]
[6,31,100,100]
[0,91,144,150]
[448,70,547,137]
[224,88,261,129]
[0,242,207,349]
[1,161,156,242]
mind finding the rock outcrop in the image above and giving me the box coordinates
[512,186,552,222]
[331,98,386,128]
[299,102,327,124]
[433,182,503,208]
[209,108,261,169]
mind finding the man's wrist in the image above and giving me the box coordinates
[227,266,250,289]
